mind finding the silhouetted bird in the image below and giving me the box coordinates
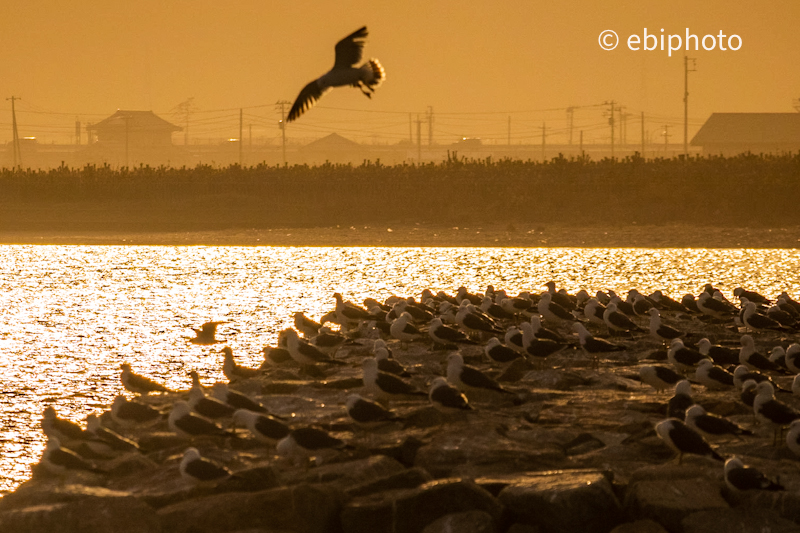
[189,321,227,345]
[287,27,385,122]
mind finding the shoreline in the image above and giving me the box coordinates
[1,224,799,248]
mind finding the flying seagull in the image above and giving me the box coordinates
[287,26,385,122]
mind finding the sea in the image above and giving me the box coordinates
[1,245,799,494]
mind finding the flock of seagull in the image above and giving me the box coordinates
[38,282,800,493]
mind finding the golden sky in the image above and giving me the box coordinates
[2,0,798,144]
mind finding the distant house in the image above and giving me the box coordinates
[88,110,181,147]
[691,113,800,155]
[80,110,187,166]
[299,132,364,163]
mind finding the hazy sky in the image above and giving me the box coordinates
[2,0,799,144]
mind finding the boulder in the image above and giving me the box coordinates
[421,510,496,533]
[340,478,502,533]
[609,519,669,533]
[0,484,158,533]
[157,483,343,533]
[414,432,565,478]
[283,454,406,489]
[346,467,433,497]
[682,508,799,533]
[623,477,729,533]
[497,470,622,533]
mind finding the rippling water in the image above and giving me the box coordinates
[1,245,799,494]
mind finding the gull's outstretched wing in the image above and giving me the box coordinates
[287,81,331,122]
[334,26,367,69]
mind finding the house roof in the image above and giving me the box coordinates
[691,113,800,146]
[302,132,360,150]
[88,110,182,132]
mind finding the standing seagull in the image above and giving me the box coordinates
[753,381,800,444]
[655,418,723,464]
[287,27,385,122]
[180,448,231,486]
[648,308,683,345]
[603,302,644,335]
[668,338,710,373]
[694,359,734,390]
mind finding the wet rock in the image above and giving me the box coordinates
[741,490,800,525]
[157,483,343,533]
[346,467,433,497]
[0,484,158,533]
[340,478,502,533]
[522,369,589,390]
[497,470,622,533]
[496,358,533,383]
[564,433,606,456]
[609,519,668,533]
[421,510,496,533]
[260,380,304,394]
[312,377,364,390]
[403,406,451,428]
[136,432,191,453]
[623,477,728,533]
[284,454,406,489]
[681,508,799,533]
[505,525,539,533]
[415,431,565,478]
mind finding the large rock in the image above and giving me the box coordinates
[414,431,565,478]
[0,484,159,533]
[157,483,343,533]
[497,470,622,533]
[609,519,668,533]
[681,508,799,533]
[283,455,406,489]
[623,477,729,533]
[340,478,502,533]
[421,510,496,533]
[346,467,433,497]
[739,490,800,525]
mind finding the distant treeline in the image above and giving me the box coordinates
[1,152,798,231]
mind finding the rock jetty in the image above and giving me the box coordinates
[2,286,800,533]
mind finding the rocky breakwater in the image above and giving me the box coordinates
[2,286,800,533]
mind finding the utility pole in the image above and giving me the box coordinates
[408,113,412,143]
[417,117,422,161]
[7,96,22,168]
[641,111,645,158]
[540,122,548,161]
[663,124,671,153]
[427,106,433,145]
[605,100,615,158]
[124,113,130,168]
[507,116,511,146]
[566,106,575,145]
[275,100,291,165]
[238,108,243,166]
[684,55,697,156]
[619,106,628,146]
[579,130,584,156]
[75,117,81,146]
